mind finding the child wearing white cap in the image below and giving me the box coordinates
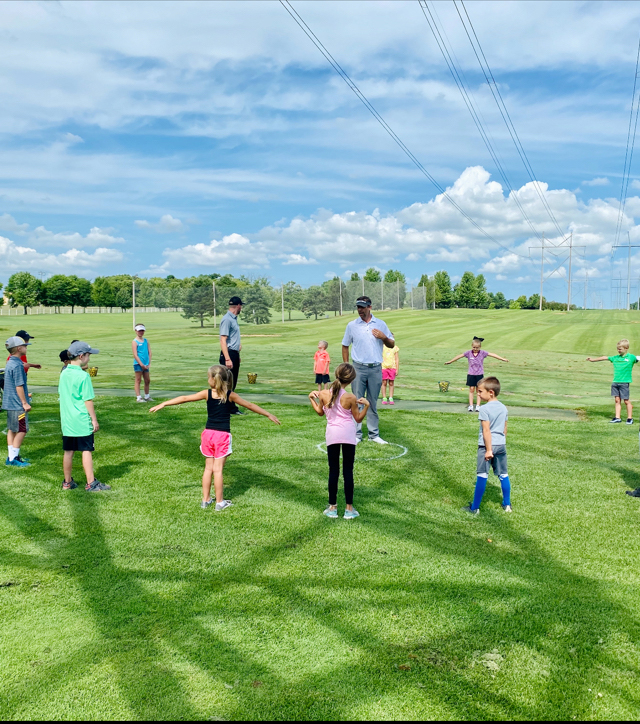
[132,324,153,403]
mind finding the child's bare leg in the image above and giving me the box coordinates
[317,383,322,392]
[143,370,150,395]
[389,380,395,398]
[8,430,26,450]
[63,450,74,482]
[134,371,142,397]
[382,380,388,398]
[469,387,475,406]
[82,451,94,482]
[476,389,481,407]
[202,457,214,502]
[625,399,633,418]
[615,396,622,418]
[213,456,228,503]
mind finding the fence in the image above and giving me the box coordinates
[0,306,182,316]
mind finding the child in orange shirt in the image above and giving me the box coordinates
[314,341,331,391]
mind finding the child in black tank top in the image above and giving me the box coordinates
[150,365,280,510]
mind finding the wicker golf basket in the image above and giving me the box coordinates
[247,373,258,384]
[88,367,99,378]
[438,380,450,393]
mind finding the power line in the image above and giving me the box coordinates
[279,0,532,260]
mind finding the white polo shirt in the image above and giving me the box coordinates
[342,314,394,365]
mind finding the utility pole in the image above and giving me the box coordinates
[528,234,551,310]
[584,272,588,310]
[567,233,573,312]
[338,277,343,316]
[281,283,284,323]
[628,232,632,310]
[132,279,136,328]
[381,279,384,311]
[212,281,216,328]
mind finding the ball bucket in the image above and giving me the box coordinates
[88,367,99,378]
[247,373,258,384]
[438,380,450,393]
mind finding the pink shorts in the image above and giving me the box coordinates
[200,429,233,458]
[382,368,397,381]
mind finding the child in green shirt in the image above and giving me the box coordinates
[587,338,637,424]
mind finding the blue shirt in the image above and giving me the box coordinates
[134,338,150,367]
[219,311,241,351]
[2,355,28,411]
[342,314,394,365]
[478,399,508,447]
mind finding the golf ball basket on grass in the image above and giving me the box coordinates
[438,380,450,393]
[88,367,99,378]
[247,373,258,384]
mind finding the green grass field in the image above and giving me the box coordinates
[3,310,640,720]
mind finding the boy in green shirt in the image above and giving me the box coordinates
[59,341,110,491]
[587,339,637,424]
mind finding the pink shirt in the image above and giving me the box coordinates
[463,349,488,376]
[324,388,357,446]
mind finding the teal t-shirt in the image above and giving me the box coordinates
[58,365,95,437]
[608,353,638,383]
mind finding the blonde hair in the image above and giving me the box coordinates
[327,363,357,408]
[319,340,328,349]
[618,339,630,349]
[207,365,231,399]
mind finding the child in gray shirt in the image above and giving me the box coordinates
[462,376,511,515]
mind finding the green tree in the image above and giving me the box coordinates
[43,275,72,312]
[509,300,522,309]
[301,285,327,320]
[115,285,133,312]
[0,281,3,307]
[475,274,489,308]
[454,271,478,308]
[322,277,342,315]
[92,277,117,310]
[383,269,406,283]
[241,284,272,325]
[488,291,508,309]
[6,272,43,314]
[418,274,436,309]
[68,276,93,312]
[282,281,304,320]
[433,270,453,308]
[350,272,360,281]
[182,285,214,327]
[363,267,381,282]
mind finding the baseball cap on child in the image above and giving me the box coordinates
[134,324,146,331]
[15,330,34,340]
[5,336,32,349]
[68,341,100,356]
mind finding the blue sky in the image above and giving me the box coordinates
[2,0,640,305]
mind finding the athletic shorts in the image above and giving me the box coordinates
[611,383,630,399]
[200,429,233,459]
[477,445,508,476]
[133,364,150,373]
[6,410,29,433]
[467,374,484,388]
[382,368,397,381]
[62,433,95,452]
[315,373,330,384]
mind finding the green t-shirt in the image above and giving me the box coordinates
[608,353,638,383]
[58,365,95,437]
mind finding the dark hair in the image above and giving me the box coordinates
[59,350,70,363]
[479,376,500,396]
[327,363,357,408]
[71,340,79,344]
[473,336,485,342]
[356,295,372,306]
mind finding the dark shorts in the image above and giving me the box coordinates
[62,433,95,452]
[315,373,330,384]
[467,374,484,388]
[6,410,29,433]
[611,383,630,399]
[477,445,508,476]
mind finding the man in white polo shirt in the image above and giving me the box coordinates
[342,296,395,444]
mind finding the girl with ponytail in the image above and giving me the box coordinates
[309,363,370,519]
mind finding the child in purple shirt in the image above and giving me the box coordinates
[445,336,509,411]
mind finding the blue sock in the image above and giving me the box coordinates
[500,475,511,506]
[471,475,487,510]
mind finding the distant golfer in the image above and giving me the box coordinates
[341,296,395,444]
[219,296,244,415]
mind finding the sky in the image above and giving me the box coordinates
[2,0,640,306]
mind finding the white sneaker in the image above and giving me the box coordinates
[136,396,145,403]
[369,436,388,445]
[475,405,481,412]
[355,438,361,445]
[468,405,474,412]
[145,396,154,402]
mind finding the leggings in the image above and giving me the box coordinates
[327,443,355,506]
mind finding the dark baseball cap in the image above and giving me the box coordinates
[15,330,33,340]
[355,296,372,307]
[229,296,244,305]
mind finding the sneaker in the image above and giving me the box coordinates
[15,455,30,463]
[369,436,388,445]
[461,504,479,515]
[627,418,634,425]
[475,405,481,412]
[610,417,622,423]
[62,479,78,490]
[343,508,360,520]
[145,396,154,403]
[230,410,245,416]
[201,498,213,509]
[323,506,338,518]
[389,398,395,405]
[5,458,30,468]
[467,405,474,412]
[85,479,111,491]
[502,504,512,513]
[136,396,145,403]
[626,488,640,497]
[382,398,388,405]
[355,438,361,445]
[215,500,233,511]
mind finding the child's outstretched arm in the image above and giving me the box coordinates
[308,390,326,416]
[149,390,208,412]
[586,356,608,362]
[445,353,465,365]
[350,395,370,423]
[230,393,281,424]
[487,352,509,362]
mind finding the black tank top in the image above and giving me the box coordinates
[206,389,232,432]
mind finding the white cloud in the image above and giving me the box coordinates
[282,254,318,265]
[0,235,123,274]
[583,177,610,186]
[30,225,125,248]
[162,233,270,269]
[135,214,185,233]
[63,132,84,144]
[0,213,29,236]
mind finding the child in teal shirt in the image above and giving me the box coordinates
[587,339,637,424]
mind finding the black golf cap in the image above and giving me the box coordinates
[355,296,372,307]
[16,330,33,340]
[229,296,244,305]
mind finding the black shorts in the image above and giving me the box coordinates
[467,374,484,388]
[315,373,330,384]
[62,433,95,452]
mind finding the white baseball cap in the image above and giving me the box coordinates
[134,324,146,331]
[5,336,31,349]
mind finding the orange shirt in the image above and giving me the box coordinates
[314,349,330,374]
